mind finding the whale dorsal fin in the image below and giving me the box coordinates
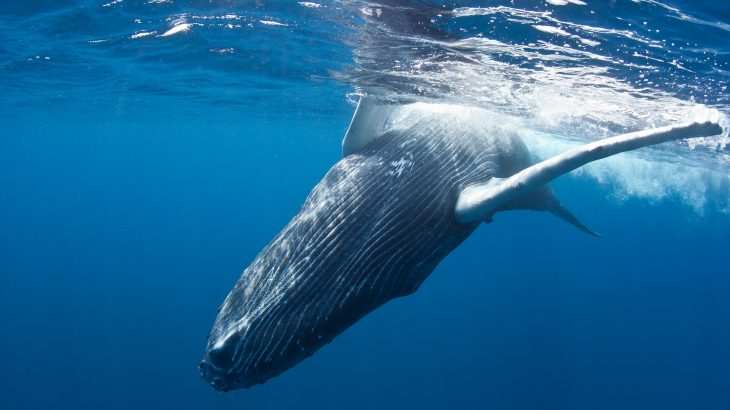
[342,96,398,157]
[456,119,724,224]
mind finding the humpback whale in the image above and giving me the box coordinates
[199,97,722,391]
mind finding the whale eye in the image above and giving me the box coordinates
[208,333,241,370]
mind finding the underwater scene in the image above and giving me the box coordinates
[1,1,729,409]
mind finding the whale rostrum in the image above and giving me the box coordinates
[200,97,723,391]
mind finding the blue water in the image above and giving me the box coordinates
[1,1,729,409]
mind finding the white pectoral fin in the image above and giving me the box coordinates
[456,119,724,224]
[342,96,398,157]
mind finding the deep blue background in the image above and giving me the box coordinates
[1,105,728,409]
[1,0,730,408]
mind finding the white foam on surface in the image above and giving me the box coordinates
[160,23,191,37]
[260,20,288,27]
[534,25,572,36]
[579,38,601,46]
[533,24,601,46]
[130,31,155,39]
[546,0,588,5]
[298,2,322,8]
[102,0,123,7]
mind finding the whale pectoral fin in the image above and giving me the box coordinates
[548,202,601,237]
[456,118,724,224]
[342,96,398,157]
[483,184,601,236]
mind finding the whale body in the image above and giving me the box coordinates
[199,98,722,391]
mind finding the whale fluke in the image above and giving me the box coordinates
[455,120,724,224]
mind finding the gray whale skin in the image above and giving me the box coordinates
[199,98,722,391]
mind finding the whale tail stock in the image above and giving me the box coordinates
[456,118,725,230]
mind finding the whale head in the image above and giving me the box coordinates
[200,98,722,390]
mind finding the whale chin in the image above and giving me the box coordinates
[199,356,276,391]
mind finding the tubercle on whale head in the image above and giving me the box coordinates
[200,268,299,391]
[199,319,248,391]
[200,311,291,391]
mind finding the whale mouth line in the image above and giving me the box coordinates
[200,354,269,392]
[199,359,237,392]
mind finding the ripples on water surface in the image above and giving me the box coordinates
[1,2,730,409]
[2,0,728,211]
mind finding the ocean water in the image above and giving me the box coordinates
[1,1,729,409]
